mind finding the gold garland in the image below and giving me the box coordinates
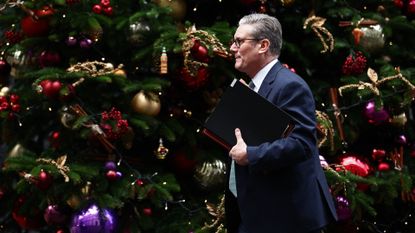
[201,195,226,233]
[67,61,123,77]
[182,25,231,77]
[338,67,415,97]
[36,155,70,182]
[316,110,335,150]
[303,15,334,53]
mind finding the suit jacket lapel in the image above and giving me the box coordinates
[258,61,284,98]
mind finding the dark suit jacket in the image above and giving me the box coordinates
[225,62,338,233]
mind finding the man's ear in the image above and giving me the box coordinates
[258,39,270,54]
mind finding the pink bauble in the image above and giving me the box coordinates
[363,101,390,125]
[408,0,415,15]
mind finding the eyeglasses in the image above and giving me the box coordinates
[230,38,261,48]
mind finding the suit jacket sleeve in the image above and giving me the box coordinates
[246,68,318,174]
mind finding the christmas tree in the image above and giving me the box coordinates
[1,0,415,233]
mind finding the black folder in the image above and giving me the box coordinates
[203,79,295,150]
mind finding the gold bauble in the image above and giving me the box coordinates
[113,68,127,77]
[131,91,161,116]
[7,143,27,157]
[154,0,187,21]
[66,194,81,209]
[281,0,295,6]
[0,86,10,96]
[391,112,407,127]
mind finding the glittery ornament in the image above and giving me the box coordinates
[194,159,226,190]
[341,51,367,76]
[359,25,385,53]
[154,138,169,159]
[128,20,151,46]
[335,195,352,221]
[70,204,116,233]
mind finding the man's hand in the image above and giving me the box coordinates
[229,128,249,166]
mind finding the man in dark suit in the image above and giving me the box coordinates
[226,13,338,233]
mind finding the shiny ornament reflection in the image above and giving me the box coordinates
[70,204,116,233]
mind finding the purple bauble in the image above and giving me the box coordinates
[335,195,352,221]
[104,161,116,171]
[363,101,390,125]
[70,204,116,233]
[79,38,93,49]
[44,205,68,225]
[66,36,78,46]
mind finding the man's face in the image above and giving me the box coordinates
[230,24,261,78]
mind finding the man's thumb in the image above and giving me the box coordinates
[235,128,244,143]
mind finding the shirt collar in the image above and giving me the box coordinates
[250,58,278,92]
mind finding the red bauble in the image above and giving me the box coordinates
[101,0,111,7]
[20,11,50,37]
[44,205,68,225]
[39,50,61,68]
[378,162,390,172]
[106,170,118,181]
[408,0,415,14]
[142,207,152,216]
[394,0,404,8]
[180,67,209,90]
[12,196,45,229]
[240,0,256,5]
[371,149,386,161]
[92,4,102,14]
[103,6,113,16]
[191,43,209,62]
[0,59,11,82]
[168,149,197,175]
[339,153,371,177]
[40,80,62,98]
[36,170,53,190]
